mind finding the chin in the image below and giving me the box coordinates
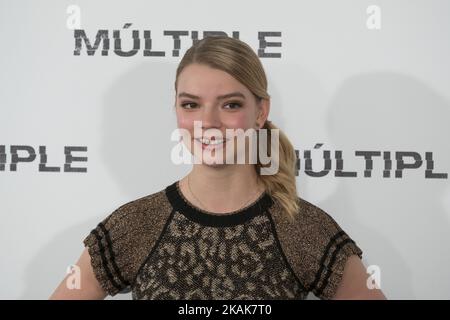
[200,157,228,167]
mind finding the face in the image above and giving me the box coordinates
[175,63,270,167]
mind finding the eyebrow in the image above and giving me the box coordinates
[177,91,246,100]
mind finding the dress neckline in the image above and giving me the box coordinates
[165,180,274,227]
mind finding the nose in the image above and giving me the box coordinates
[200,106,221,129]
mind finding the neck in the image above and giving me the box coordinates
[179,164,265,214]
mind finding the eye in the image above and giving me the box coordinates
[180,102,198,109]
[223,102,242,110]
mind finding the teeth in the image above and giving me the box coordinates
[197,138,226,145]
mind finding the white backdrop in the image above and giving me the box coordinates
[1,0,449,299]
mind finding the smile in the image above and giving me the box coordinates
[194,137,229,149]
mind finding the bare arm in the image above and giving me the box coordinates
[49,247,108,300]
[332,255,386,300]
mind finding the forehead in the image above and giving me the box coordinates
[176,63,252,99]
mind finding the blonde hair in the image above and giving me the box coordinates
[174,36,299,221]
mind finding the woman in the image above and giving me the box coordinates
[50,36,386,300]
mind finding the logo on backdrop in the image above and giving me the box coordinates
[0,146,87,172]
[71,26,282,58]
[295,143,447,179]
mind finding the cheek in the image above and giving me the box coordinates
[176,110,195,130]
[224,112,255,130]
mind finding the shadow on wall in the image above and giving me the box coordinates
[99,60,189,198]
[322,72,450,299]
[20,61,187,299]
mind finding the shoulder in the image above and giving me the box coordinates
[269,195,363,299]
[83,186,173,296]
[270,195,346,242]
[292,196,362,259]
[100,187,172,230]
[295,196,346,238]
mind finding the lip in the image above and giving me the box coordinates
[193,138,228,150]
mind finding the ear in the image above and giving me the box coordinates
[256,98,270,128]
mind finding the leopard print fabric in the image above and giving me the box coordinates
[131,210,306,300]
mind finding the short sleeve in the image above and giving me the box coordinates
[299,200,363,300]
[83,206,133,296]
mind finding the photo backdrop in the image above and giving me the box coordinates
[1,0,449,299]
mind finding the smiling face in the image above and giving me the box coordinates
[175,63,270,167]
